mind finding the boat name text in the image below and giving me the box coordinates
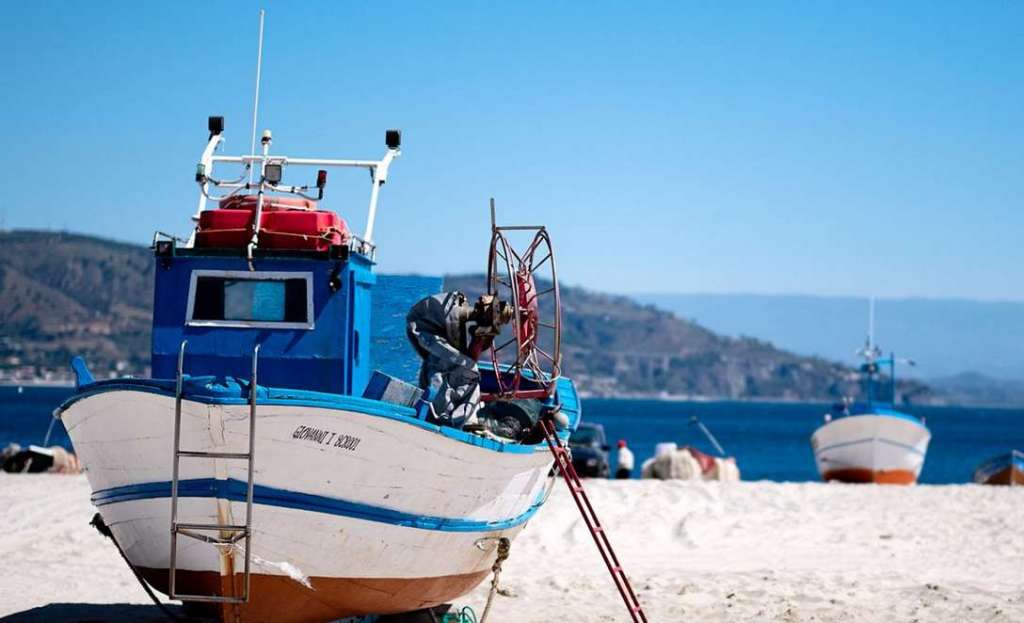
[291,425,362,451]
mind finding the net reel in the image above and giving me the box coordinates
[483,199,562,401]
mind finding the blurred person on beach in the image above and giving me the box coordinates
[616,440,634,479]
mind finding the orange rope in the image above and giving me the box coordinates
[197,226,349,241]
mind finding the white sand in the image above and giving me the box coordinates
[2,474,1022,622]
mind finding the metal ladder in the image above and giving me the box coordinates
[540,416,648,623]
[168,341,260,604]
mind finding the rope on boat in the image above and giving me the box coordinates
[196,225,347,241]
[437,606,478,623]
[90,513,184,622]
[479,537,511,623]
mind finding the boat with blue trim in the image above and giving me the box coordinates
[57,117,579,622]
[972,449,1023,486]
[810,302,930,485]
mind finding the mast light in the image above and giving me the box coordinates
[208,116,224,138]
[264,162,283,184]
[385,129,401,150]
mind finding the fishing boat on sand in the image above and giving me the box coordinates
[972,450,1024,486]
[55,106,590,621]
[810,302,930,485]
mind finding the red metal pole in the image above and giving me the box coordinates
[541,418,648,622]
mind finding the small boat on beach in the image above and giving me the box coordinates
[810,302,930,485]
[56,110,580,622]
[972,450,1024,486]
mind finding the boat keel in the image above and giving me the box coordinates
[139,567,490,623]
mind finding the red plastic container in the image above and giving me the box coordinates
[195,195,349,251]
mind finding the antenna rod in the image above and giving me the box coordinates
[890,351,897,404]
[868,296,875,351]
[490,197,497,231]
[248,9,266,184]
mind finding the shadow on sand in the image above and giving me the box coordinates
[0,603,196,623]
[0,604,449,622]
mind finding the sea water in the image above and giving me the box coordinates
[2,274,1022,484]
[585,399,1024,484]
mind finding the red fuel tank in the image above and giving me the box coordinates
[195,195,350,251]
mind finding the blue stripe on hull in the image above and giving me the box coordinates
[92,478,542,533]
[814,436,926,457]
[847,406,926,427]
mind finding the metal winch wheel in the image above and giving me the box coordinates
[485,200,562,400]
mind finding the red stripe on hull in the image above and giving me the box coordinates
[821,468,917,485]
[979,466,1024,486]
[139,567,489,623]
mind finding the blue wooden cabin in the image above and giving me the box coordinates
[151,242,374,396]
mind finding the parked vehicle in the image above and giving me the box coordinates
[570,422,610,478]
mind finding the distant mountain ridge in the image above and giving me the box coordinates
[634,293,1024,381]
[0,230,940,404]
[928,372,1024,407]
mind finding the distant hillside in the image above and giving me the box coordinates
[0,230,937,403]
[634,293,1024,380]
[0,231,152,380]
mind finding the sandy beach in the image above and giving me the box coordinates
[1,474,1021,622]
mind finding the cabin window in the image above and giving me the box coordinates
[187,270,314,329]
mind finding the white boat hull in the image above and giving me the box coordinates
[810,414,930,485]
[61,386,568,621]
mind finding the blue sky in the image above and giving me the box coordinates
[2,2,1021,300]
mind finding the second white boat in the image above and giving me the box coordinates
[811,406,930,484]
[810,301,931,485]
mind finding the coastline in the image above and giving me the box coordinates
[0,380,75,389]
[4,381,1023,409]
[577,390,1024,409]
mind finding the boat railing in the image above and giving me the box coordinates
[153,227,377,261]
[189,116,400,254]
